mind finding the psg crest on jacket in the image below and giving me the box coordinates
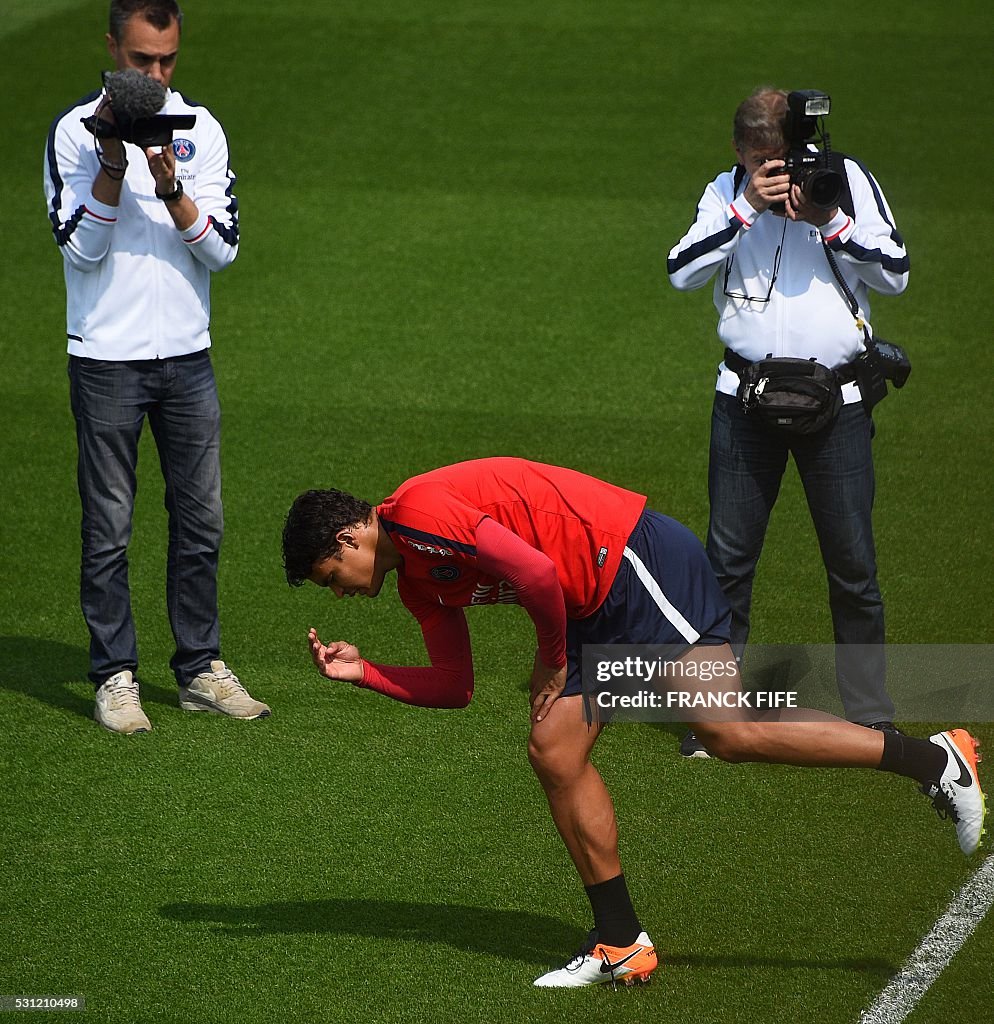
[173,138,196,161]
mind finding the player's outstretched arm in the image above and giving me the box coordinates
[307,628,364,682]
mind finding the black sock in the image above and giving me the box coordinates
[584,874,642,947]
[877,731,946,787]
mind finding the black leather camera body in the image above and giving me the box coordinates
[863,337,912,389]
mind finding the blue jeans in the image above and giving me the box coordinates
[68,352,223,687]
[706,392,894,725]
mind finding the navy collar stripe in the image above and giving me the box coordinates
[380,518,477,557]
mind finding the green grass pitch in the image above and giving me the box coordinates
[2,1,992,1022]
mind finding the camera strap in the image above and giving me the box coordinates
[822,240,862,322]
[821,241,894,412]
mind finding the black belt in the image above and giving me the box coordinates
[723,347,861,386]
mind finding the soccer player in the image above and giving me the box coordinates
[281,457,985,988]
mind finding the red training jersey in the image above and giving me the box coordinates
[379,457,646,619]
[357,458,646,708]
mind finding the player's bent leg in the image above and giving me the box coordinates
[528,695,658,988]
[527,694,619,885]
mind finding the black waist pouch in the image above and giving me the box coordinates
[735,356,843,435]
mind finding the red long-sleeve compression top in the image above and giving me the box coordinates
[358,458,646,708]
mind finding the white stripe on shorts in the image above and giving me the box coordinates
[622,545,701,644]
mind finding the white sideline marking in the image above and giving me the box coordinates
[858,854,994,1023]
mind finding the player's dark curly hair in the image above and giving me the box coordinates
[110,0,183,41]
[282,489,373,587]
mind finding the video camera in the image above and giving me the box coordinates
[771,89,844,212]
[81,70,196,148]
[83,112,197,148]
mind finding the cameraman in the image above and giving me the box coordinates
[666,87,910,754]
[44,0,269,732]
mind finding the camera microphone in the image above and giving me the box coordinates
[104,68,167,123]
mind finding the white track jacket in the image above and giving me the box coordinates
[667,156,909,401]
[44,88,239,360]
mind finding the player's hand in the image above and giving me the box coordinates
[786,182,837,227]
[744,159,790,213]
[529,652,567,723]
[308,628,364,683]
[145,142,177,195]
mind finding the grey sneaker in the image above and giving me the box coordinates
[179,661,271,719]
[95,670,152,734]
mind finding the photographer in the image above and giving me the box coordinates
[666,87,910,755]
[43,0,269,732]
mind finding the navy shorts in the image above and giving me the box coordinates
[562,509,731,697]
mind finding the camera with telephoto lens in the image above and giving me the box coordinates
[863,336,911,388]
[769,89,844,213]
